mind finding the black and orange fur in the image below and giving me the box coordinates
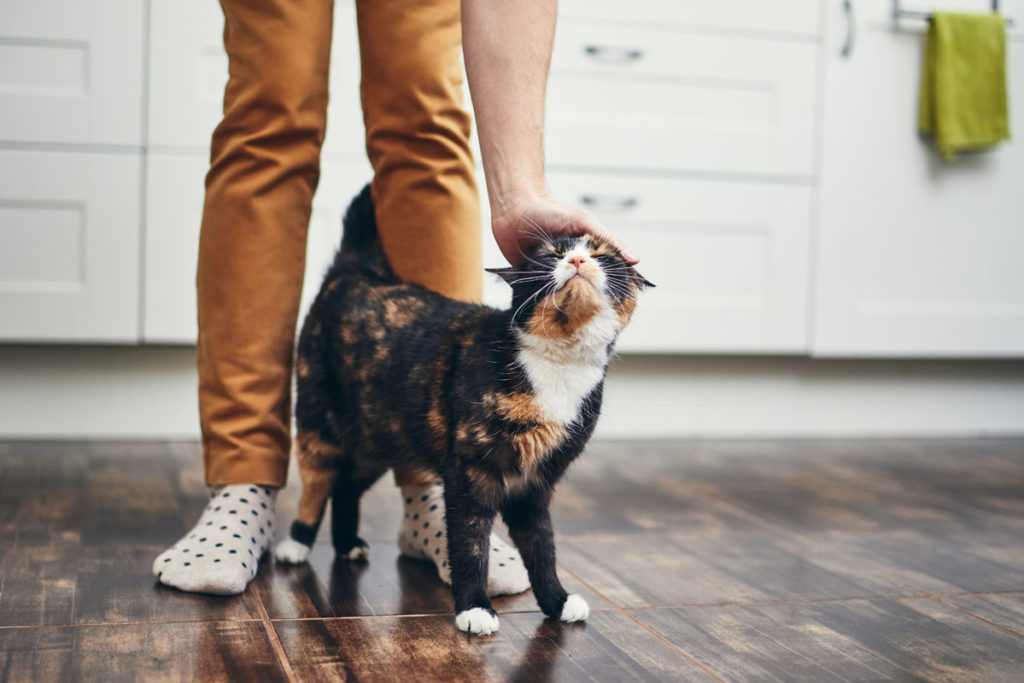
[287,185,649,624]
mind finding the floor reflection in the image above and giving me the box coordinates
[506,620,570,683]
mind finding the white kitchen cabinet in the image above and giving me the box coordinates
[814,0,1024,357]
[545,20,820,179]
[0,150,140,341]
[0,0,144,146]
[143,153,372,343]
[142,154,204,343]
[146,0,227,150]
[147,0,364,159]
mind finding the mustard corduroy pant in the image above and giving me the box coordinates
[197,0,482,487]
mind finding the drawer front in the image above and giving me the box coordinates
[0,0,144,146]
[559,0,821,37]
[148,0,364,158]
[144,154,372,343]
[484,173,813,353]
[546,22,819,178]
[0,150,140,342]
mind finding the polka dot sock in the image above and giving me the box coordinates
[153,484,277,596]
[398,483,531,597]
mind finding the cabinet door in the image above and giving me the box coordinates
[0,0,143,146]
[814,2,1024,356]
[545,21,819,178]
[0,150,140,342]
[484,173,813,353]
[146,0,226,149]
[143,154,372,343]
[148,0,364,158]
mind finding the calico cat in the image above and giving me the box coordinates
[275,185,650,635]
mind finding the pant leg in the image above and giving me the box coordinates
[356,0,483,305]
[357,0,481,488]
[197,0,334,487]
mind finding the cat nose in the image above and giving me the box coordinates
[568,256,586,269]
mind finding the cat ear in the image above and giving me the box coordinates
[485,267,522,286]
[633,271,655,289]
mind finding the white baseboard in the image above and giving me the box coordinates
[1,346,1023,439]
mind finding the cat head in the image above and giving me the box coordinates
[487,235,653,341]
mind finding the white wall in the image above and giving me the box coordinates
[1,346,1022,440]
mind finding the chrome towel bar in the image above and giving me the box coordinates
[893,0,1015,27]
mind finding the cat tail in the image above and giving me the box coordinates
[329,182,396,282]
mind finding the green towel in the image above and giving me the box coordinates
[918,12,1011,160]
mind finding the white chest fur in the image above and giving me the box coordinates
[516,306,619,426]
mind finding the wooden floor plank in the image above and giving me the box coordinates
[942,592,1024,636]
[273,610,708,682]
[634,599,1024,683]
[0,540,261,626]
[556,531,905,609]
[0,621,289,683]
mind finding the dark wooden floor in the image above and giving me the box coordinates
[2,439,1024,682]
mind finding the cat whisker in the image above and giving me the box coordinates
[510,279,554,323]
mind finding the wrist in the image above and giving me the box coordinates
[486,181,548,224]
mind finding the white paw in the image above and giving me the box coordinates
[455,607,500,635]
[560,593,590,623]
[274,538,311,564]
[344,544,369,561]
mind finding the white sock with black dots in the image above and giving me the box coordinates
[153,484,277,596]
[397,483,531,597]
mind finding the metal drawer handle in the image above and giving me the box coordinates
[580,194,639,212]
[841,0,856,58]
[583,45,644,64]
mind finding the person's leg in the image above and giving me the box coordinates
[356,0,527,596]
[155,0,334,595]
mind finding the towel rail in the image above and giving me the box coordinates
[892,0,1015,27]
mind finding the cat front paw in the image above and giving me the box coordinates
[455,607,500,635]
[559,593,590,623]
[274,538,311,564]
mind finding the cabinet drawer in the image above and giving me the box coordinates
[143,154,372,343]
[546,22,819,178]
[485,173,813,353]
[0,0,144,146]
[147,0,364,158]
[0,150,140,342]
[559,0,821,37]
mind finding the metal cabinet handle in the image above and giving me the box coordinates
[841,0,856,58]
[580,195,639,212]
[583,45,644,63]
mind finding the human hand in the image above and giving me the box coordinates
[490,192,639,267]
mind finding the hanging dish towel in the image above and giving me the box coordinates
[918,12,1011,160]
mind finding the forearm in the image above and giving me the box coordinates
[461,0,556,215]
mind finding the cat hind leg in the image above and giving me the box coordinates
[329,460,387,560]
[273,430,339,564]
